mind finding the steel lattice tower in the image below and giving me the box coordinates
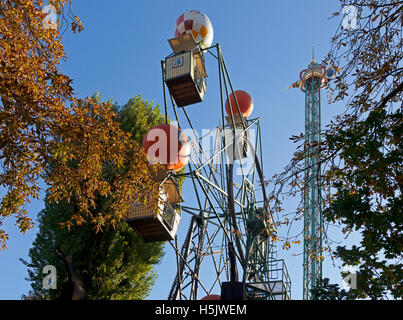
[292,53,326,300]
[303,60,323,300]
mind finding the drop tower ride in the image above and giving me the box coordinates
[289,50,339,299]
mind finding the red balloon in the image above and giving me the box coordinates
[201,294,221,300]
[142,124,190,171]
[225,90,254,118]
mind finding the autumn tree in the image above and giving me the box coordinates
[269,0,402,299]
[21,94,166,300]
[0,1,159,250]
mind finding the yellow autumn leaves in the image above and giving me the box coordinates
[0,1,159,249]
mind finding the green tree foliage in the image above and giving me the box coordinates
[21,94,166,299]
[320,0,402,299]
[311,278,352,300]
[119,95,166,143]
[270,0,402,299]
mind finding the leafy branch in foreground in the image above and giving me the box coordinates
[0,1,160,249]
[268,0,402,299]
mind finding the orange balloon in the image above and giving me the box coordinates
[142,124,190,171]
[201,294,221,300]
[225,90,254,118]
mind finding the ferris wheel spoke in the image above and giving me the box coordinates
[168,238,210,299]
[195,171,244,209]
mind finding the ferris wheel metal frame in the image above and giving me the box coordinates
[161,43,291,300]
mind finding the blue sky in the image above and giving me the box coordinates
[0,0,359,300]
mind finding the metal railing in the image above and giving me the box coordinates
[268,259,292,300]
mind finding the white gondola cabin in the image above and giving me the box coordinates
[224,124,250,161]
[164,34,207,107]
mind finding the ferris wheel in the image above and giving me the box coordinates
[126,10,291,300]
